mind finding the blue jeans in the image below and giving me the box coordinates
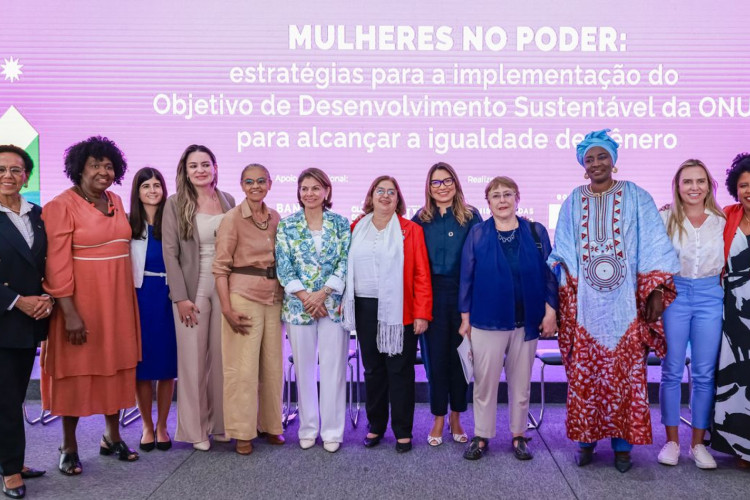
[579,438,633,452]
[660,275,722,429]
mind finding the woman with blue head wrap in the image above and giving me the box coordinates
[548,128,680,473]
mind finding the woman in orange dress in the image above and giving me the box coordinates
[42,136,141,476]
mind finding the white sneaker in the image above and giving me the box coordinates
[323,442,341,453]
[193,439,211,451]
[212,434,231,443]
[299,438,316,450]
[690,444,717,469]
[657,441,680,465]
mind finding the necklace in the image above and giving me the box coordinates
[74,185,104,204]
[250,212,269,230]
[497,228,516,243]
[743,211,750,227]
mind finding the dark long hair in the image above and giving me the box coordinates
[129,167,168,240]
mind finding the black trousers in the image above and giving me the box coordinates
[422,281,468,416]
[355,297,417,440]
[0,347,36,477]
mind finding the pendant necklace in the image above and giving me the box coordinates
[250,212,269,230]
[497,228,516,243]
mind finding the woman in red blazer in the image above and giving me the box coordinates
[342,175,432,453]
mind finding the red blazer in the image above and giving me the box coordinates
[351,215,433,325]
[724,204,743,262]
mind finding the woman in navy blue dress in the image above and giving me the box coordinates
[129,167,177,452]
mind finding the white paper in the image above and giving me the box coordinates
[457,336,473,384]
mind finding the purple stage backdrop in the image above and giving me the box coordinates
[2,0,749,228]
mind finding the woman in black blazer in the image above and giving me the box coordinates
[0,145,52,499]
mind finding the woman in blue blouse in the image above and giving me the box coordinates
[459,176,558,461]
[275,168,351,453]
[129,167,177,452]
[413,162,482,446]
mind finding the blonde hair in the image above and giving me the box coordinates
[667,159,724,241]
[417,162,476,226]
[175,145,218,240]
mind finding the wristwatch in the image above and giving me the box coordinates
[323,286,333,296]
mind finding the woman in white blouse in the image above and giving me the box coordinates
[657,159,725,469]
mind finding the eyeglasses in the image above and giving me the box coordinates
[243,178,267,186]
[430,177,455,188]
[488,191,516,202]
[375,188,397,197]
[0,167,25,177]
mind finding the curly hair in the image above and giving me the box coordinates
[63,136,127,185]
[0,144,34,175]
[725,153,750,201]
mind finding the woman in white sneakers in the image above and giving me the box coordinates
[658,159,724,469]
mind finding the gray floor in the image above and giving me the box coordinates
[17,402,749,500]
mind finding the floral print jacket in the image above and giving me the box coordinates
[275,209,351,325]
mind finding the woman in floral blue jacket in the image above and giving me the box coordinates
[275,168,351,452]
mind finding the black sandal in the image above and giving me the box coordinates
[58,448,82,476]
[100,435,139,462]
[512,436,533,460]
[463,437,488,460]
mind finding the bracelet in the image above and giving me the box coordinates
[652,288,664,295]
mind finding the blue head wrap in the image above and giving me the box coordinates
[576,129,619,167]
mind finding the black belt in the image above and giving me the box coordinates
[232,265,277,280]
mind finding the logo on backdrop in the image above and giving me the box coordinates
[0,106,41,204]
[1,57,23,83]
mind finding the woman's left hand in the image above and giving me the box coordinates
[413,318,428,335]
[645,289,665,323]
[302,290,327,314]
[539,306,557,338]
[33,295,54,320]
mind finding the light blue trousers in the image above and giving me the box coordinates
[660,275,723,429]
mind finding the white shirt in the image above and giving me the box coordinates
[660,208,725,279]
[350,222,384,298]
[0,196,34,248]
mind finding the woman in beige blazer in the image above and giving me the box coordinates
[162,144,235,451]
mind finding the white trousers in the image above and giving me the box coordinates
[287,317,349,443]
[471,326,537,438]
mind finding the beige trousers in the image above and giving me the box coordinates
[173,287,225,443]
[222,294,283,440]
[471,326,537,438]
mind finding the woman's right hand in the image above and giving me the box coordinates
[458,316,472,340]
[63,308,87,345]
[177,300,200,327]
[222,308,252,335]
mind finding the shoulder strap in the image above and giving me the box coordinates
[529,221,543,255]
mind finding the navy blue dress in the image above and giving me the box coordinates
[136,225,178,380]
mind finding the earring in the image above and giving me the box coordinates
[584,172,589,179]
[612,167,618,174]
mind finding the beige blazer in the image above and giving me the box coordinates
[162,190,235,303]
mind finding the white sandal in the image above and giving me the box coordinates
[427,435,443,447]
[452,432,468,443]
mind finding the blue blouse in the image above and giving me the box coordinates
[459,217,559,341]
[412,207,482,284]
